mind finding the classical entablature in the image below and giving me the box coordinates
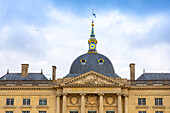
[60,71,124,87]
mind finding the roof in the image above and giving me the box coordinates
[0,73,48,80]
[65,53,119,77]
[137,73,170,80]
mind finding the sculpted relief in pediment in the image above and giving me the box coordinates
[62,71,122,86]
[72,74,112,85]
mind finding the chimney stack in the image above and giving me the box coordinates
[21,64,29,77]
[129,63,135,80]
[52,66,56,80]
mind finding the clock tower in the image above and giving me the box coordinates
[88,19,97,53]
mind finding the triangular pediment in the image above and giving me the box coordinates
[60,71,124,87]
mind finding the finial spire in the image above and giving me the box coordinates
[88,9,97,53]
[90,9,96,38]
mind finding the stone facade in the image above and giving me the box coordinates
[0,71,170,113]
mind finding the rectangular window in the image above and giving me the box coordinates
[6,112,13,113]
[155,111,163,113]
[139,111,146,113]
[70,111,78,113]
[39,98,47,105]
[23,98,30,105]
[22,111,30,113]
[138,98,146,105]
[88,111,96,113]
[6,98,14,105]
[106,111,115,113]
[39,111,46,113]
[155,98,163,105]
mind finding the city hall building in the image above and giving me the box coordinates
[0,18,170,113]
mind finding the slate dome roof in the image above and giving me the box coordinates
[65,53,119,77]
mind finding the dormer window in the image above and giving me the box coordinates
[98,59,104,64]
[80,59,86,65]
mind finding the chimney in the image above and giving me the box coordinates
[52,66,56,80]
[129,63,135,80]
[21,64,29,77]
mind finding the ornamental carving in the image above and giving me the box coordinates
[70,96,79,105]
[86,94,97,105]
[106,96,115,105]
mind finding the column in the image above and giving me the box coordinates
[117,93,122,113]
[62,93,67,113]
[99,93,104,113]
[56,94,61,113]
[124,94,128,113]
[80,93,86,113]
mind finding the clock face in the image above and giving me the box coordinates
[90,44,95,49]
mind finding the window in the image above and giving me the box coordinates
[23,98,30,105]
[39,111,46,113]
[139,111,146,113]
[98,59,104,64]
[70,111,78,113]
[138,98,146,105]
[80,59,86,65]
[106,111,115,113]
[39,98,47,105]
[155,111,163,113]
[6,112,13,113]
[88,111,96,113]
[6,98,14,105]
[155,98,163,105]
[22,111,30,113]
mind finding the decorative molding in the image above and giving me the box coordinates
[152,105,166,109]
[105,96,115,105]
[3,105,16,108]
[70,96,79,105]
[36,105,49,108]
[20,105,32,108]
[136,105,149,108]
[0,87,54,90]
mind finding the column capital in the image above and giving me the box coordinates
[123,94,129,97]
[80,93,86,96]
[56,94,61,97]
[62,93,68,96]
[116,93,122,96]
[98,93,104,96]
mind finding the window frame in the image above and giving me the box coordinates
[22,111,30,113]
[138,111,146,113]
[23,98,30,105]
[39,98,47,105]
[6,98,14,105]
[39,111,47,113]
[155,111,163,113]
[138,98,146,105]
[6,111,13,113]
[106,111,115,113]
[155,98,163,105]
[70,110,78,113]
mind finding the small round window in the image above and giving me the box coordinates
[98,59,104,64]
[80,59,86,65]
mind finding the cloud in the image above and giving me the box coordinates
[0,2,170,80]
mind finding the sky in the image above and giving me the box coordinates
[0,0,170,79]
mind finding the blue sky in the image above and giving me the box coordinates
[0,0,170,79]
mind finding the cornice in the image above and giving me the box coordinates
[129,86,170,90]
[0,86,54,90]
[62,84,122,88]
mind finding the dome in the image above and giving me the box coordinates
[65,53,119,77]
